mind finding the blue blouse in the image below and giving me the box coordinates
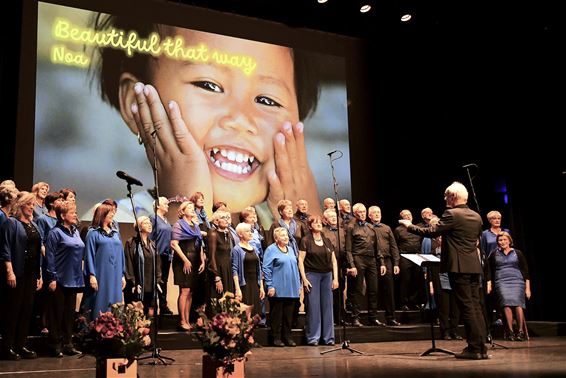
[262,243,300,298]
[36,214,58,241]
[45,223,85,288]
[231,244,262,287]
[150,214,172,259]
[0,217,43,278]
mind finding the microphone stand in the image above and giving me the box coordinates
[462,164,506,350]
[138,126,175,365]
[321,150,363,355]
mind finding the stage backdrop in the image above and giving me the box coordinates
[27,0,351,224]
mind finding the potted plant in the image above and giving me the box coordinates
[192,292,261,377]
[79,302,151,377]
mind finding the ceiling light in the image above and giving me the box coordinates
[360,4,371,13]
[401,14,412,22]
[317,0,328,3]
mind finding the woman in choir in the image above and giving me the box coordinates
[149,196,174,315]
[170,201,206,330]
[487,231,531,341]
[124,216,162,315]
[208,210,235,299]
[262,227,301,347]
[45,202,84,357]
[232,222,264,318]
[83,203,126,320]
[31,181,50,219]
[298,215,338,345]
[0,192,43,360]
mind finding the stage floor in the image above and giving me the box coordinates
[1,337,565,377]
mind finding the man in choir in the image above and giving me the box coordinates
[345,203,385,327]
[368,206,401,326]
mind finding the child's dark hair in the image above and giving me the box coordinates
[91,15,319,120]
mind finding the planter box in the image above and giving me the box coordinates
[202,354,245,378]
[96,358,138,378]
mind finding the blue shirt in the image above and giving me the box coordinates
[150,214,172,259]
[0,209,9,228]
[33,204,48,220]
[262,243,300,298]
[45,223,85,288]
[0,217,43,278]
[231,244,262,287]
[36,214,58,241]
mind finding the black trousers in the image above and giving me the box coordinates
[378,257,396,321]
[438,289,460,336]
[268,297,296,342]
[332,270,346,323]
[1,273,37,351]
[159,255,171,309]
[400,257,424,308]
[449,273,487,353]
[348,255,378,320]
[48,285,78,348]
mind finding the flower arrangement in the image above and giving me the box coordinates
[80,302,151,362]
[192,292,261,373]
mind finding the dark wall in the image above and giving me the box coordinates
[3,0,565,321]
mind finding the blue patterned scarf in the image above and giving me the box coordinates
[172,218,203,251]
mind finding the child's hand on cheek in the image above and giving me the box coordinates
[266,121,322,218]
[131,83,212,211]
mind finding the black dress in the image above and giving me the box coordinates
[173,237,201,289]
[241,246,261,317]
[208,229,235,298]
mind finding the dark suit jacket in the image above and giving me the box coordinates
[407,204,482,274]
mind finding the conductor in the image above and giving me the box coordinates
[399,182,487,360]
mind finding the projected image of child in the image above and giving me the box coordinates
[93,16,322,223]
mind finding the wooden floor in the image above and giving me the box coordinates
[1,336,565,377]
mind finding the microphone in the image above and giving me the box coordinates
[116,171,143,186]
[462,163,478,168]
[327,150,338,156]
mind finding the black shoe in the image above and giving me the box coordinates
[19,347,37,359]
[50,348,64,358]
[455,350,482,360]
[63,346,82,356]
[160,307,173,315]
[515,331,526,341]
[442,333,453,340]
[351,319,363,327]
[284,339,297,347]
[481,353,490,359]
[370,319,385,327]
[273,339,285,347]
[386,320,401,326]
[400,305,411,311]
[450,333,463,340]
[2,349,21,361]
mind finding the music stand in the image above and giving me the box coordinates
[401,254,455,357]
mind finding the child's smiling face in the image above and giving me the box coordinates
[150,29,299,210]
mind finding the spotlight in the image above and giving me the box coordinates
[360,4,371,13]
[401,13,412,22]
[317,0,328,3]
